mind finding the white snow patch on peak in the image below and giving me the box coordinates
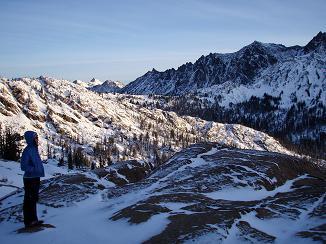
[89,78,102,86]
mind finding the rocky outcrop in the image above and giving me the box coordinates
[92,160,154,186]
[107,143,325,243]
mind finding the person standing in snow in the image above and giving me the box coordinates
[20,131,45,228]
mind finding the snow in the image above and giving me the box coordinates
[0,160,170,244]
[88,78,102,87]
[118,34,325,154]
[0,186,17,199]
[231,193,325,244]
[0,75,294,170]
[0,145,324,243]
[184,231,225,244]
[0,160,24,190]
[204,174,308,201]
[0,193,170,244]
[89,80,125,93]
[0,159,73,199]
[122,33,325,108]
[197,50,326,110]
[159,202,190,213]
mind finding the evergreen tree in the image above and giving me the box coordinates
[0,125,21,161]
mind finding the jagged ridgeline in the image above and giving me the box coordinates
[0,75,291,167]
[120,32,326,159]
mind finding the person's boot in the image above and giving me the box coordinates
[25,220,44,228]
[36,220,44,225]
[25,220,39,228]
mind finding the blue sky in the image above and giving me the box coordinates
[0,0,325,83]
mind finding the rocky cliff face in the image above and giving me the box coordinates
[121,32,325,97]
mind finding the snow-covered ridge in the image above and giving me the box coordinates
[72,78,102,87]
[121,32,325,105]
[0,76,292,165]
[72,78,124,94]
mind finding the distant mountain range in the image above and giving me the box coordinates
[89,80,125,93]
[0,33,324,158]
[73,78,125,93]
[121,32,325,100]
[119,32,326,158]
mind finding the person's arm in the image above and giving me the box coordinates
[20,148,33,172]
[20,149,29,172]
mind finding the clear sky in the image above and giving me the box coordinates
[0,0,325,83]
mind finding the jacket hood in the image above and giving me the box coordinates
[24,131,37,146]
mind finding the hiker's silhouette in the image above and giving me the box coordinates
[21,131,45,228]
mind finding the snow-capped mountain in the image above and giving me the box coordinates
[73,78,102,87]
[0,44,324,243]
[72,79,88,87]
[121,32,325,99]
[0,76,292,167]
[89,80,125,93]
[73,78,124,93]
[88,78,102,86]
[120,32,326,158]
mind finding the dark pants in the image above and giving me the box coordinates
[23,177,40,226]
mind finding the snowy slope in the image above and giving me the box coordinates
[0,76,292,166]
[73,78,103,88]
[0,143,324,243]
[199,44,325,109]
[0,159,72,199]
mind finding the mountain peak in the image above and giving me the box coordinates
[90,78,101,84]
[89,79,124,93]
[251,40,262,45]
[242,40,266,51]
[304,31,326,53]
[121,33,324,96]
[103,80,125,88]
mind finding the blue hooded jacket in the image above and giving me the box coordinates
[21,131,45,178]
